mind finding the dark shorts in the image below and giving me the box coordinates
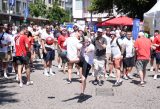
[16,52,31,65]
[136,60,149,72]
[59,51,68,63]
[155,53,160,64]
[151,50,156,59]
[43,48,55,62]
[13,56,17,63]
[123,56,135,68]
[77,56,91,78]
[33,41,40,52]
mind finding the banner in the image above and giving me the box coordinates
[8,0,15,6]
[132,19,140,40]
[24,7,29,20]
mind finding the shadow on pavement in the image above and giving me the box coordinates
[0,85,19,105]
[107,80,116,84]
[33,63,44,71]
[130,80,140,85]
[148,75,160,78]
[62,94,92,103]
[63,78,81,83]
[0,78,17,85]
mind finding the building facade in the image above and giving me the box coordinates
[72,0,117,25]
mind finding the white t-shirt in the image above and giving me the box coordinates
[103,35,111,54]
[11,34,17,56]
[31,30,40,36]
[115,29,121,37]
[111,38,121,58]
[81,44,95,65]
[41,31,55,49]
[0,33,12,53]
[70,32,76,37]
[123,37,134,58]
[63,36,82,60]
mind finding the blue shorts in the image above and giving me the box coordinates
[43,49,55,62]
[156,53,160,64]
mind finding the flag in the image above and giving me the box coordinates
[8,0,15,6]
[132,19,140,40]
[24,7,29,20]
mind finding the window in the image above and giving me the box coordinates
[48,0,52,4]
[2,0,8,11]
[75,0,82,10]
[16,1,21,13]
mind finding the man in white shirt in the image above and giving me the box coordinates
[41,25,56,77]
[63,31,82,84]
[0,26,12,78]
[122,32,135,80]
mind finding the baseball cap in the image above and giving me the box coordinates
[110,31,116,35]
[97,28,103,33]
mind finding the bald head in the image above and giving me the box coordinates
[138,32,145,38]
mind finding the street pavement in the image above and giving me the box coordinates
[0,59,160,109]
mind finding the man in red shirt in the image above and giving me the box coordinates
[153,30,160,80]
[15,25,33,87]
[134,32,151,87]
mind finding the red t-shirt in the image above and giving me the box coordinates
[153,35,160,53]
[134,37,151,60]
[15,35,29,56]
[58,35,68,50]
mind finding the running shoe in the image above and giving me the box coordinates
[19,82,23,88]
[4,73,8,79]
[67,79,72,84]
[109,73,116,78]
[128,74,134,79]
[113,81,122,87]
[93,79,98,85]
[123,75,128,80]
[26,81,34,86]
[154,75,157,80]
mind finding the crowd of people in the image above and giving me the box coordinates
[0,23,160,95]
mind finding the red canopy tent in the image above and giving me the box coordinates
[97,16,133,26]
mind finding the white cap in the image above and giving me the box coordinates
[110,31,116,35]
[97,28,103,32]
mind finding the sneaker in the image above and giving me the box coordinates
[77,71,80,76]
[123,75,128,80]
[105,74,109,78]
[4,73,8,78]
[44,72,50,77]
[58,64,61,69]
[16,75,19,81]
[67,79,72,84]
[109,73,116,78]
[150,67,154,72]
[19,82,23,88]
[154,75,157,80]
[128,74,134,79]
[49,72,56,76]
[98,80,103,86]
[92,72,95,77]
[26,81,33,86]
[138,82,145,87]
[93,79,98,85]
[113,82,121,87]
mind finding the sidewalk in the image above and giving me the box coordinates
[0,60,160,109]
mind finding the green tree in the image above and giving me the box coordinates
[47,0,70,23]
[89,0,157,20]
[29,0,47,17]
